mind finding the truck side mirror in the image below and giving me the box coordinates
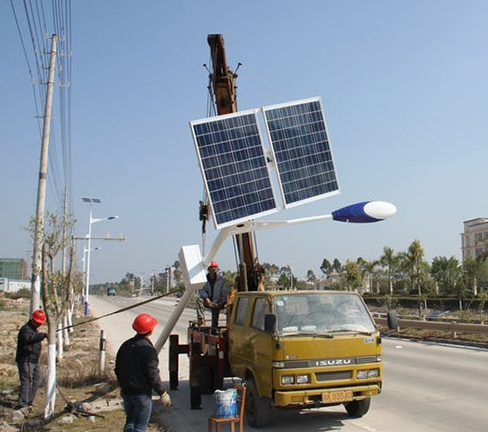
[264,314,277,333]
[387,310,399,330]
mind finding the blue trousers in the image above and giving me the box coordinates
[122,394,153,432]
[17,361,41,407]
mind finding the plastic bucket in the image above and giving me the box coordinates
[213,388,237,418]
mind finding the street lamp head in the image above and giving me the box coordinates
[90,215,119,223]
[331,201,397,223]
[84,246,101,252]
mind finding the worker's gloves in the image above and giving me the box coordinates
[204,299,224,309]
[160,392,171,407]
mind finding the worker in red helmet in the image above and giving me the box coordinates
[15,310,48,410]
[196,261,229,327]
[115,313,171,432]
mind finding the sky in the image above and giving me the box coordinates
[1,1,488,285]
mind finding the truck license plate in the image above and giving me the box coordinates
[322,390,353,403]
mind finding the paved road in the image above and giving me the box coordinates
[90,295,488,432]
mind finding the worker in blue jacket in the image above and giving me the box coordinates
[196,261,229,327]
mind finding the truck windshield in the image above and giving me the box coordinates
[273,292,376,336]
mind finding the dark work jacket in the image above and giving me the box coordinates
[15,320,45,363]
[114,334,165,397]
[199,274,228,304]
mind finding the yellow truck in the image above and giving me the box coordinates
[228,289,383,427]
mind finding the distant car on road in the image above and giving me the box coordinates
[107,287,116,296]
[425,310,449,320]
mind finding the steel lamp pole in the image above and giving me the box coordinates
[82,197,118,316]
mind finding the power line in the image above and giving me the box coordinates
[10,0,74,212]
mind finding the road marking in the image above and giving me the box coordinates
[353,421,386,432]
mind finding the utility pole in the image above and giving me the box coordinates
[166,266,172,294]
[31,34,57,314]
[61,187,68,275]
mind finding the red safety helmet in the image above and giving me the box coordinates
[132,313,158,334]
[31,310,46,325]
[208,261,218,269]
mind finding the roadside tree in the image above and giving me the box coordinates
[379,246,399,295]
[343,260,363,291]
[430,256,462,295]
[29,209,77,419]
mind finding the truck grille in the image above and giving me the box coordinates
[315,371,352,381]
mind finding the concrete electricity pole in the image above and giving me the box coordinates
[30,34,57,314]
[61,187,68,275]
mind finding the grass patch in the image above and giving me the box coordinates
[3,288,31,300]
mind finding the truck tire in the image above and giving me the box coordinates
[344,397,371,417]
[245,378,270,428]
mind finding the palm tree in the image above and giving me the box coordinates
[379,247,399,295]
[356,257,378,293]
[401,240,425,318]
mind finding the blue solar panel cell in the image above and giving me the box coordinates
[263,98,339,207]
[190,111,278,228]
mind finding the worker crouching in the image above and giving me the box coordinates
[196,261,229,327]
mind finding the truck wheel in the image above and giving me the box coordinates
[245,378,270,428]
[344,397,371,417]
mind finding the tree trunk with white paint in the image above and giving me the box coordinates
[43,340,57,419]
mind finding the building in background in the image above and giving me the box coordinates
[0,258,28,279]
[461,218,488,260]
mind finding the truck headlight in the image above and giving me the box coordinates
[281,375,295,385]
[296,374,309,384]
[357,369,379,379]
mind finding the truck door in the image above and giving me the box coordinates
[247,297,273,398]
[228,296,251,378]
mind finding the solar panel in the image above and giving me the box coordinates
[81,197,102,204]
[190,110,278,228]
[263,97,339,208]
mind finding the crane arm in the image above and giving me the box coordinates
[207,34,261,291]
[207,34,238,115]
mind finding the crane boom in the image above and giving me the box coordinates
[207,34,237,114]
[207,34,263,291]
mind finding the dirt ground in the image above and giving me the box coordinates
[0,295,168,432]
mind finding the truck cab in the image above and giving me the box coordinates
[228,290,382,427]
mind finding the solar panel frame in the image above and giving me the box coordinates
[262,97,340,208]
[190,109,279,229]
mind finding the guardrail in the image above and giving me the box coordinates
[374,317,488,335]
